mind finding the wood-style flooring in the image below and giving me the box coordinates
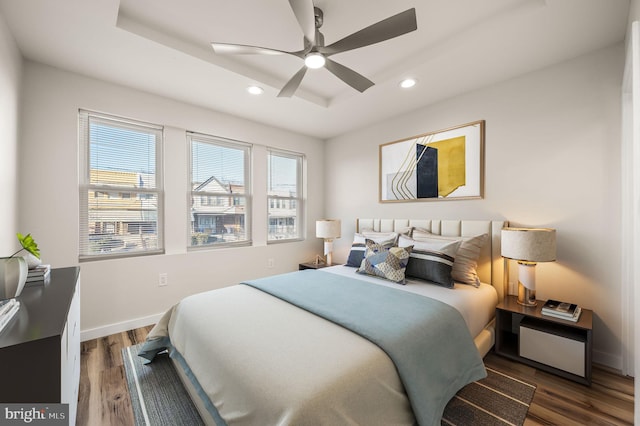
[77,327,634,425]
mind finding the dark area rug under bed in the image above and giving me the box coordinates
[122,344,536,426]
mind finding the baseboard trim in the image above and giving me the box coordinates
[81,313,163,342]
[593,349,623,372]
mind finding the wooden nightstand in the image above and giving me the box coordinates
[495,295,593,385]
[299,262,329,270]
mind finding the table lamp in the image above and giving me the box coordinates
[501,227,556,306]
[316,220,341,266]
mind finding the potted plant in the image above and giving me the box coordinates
[0,234,40,300]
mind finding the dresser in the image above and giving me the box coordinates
[0,267,81,424]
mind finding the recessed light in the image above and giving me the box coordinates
[400,78,417,89]
[247,85,264,95]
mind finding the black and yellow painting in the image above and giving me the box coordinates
[380,120,484,202]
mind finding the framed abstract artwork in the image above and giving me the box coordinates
[379,120,485,202]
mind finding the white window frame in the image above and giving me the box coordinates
[187,132,252,249]
[78,110,164,261]
[267,148,304,243]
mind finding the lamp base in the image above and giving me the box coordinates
[517,282,537,307]
[324,239,334,266]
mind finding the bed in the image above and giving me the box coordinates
[140,219,507,426]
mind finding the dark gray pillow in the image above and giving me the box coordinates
[398,235,461,288]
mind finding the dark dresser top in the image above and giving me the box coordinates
[0,267,80,349]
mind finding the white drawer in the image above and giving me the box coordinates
[520,322,585,377]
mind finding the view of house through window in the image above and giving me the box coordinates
[79,111,164,259]
[80,115,304,256]
[189,133,251,247]
[268,149,303,241]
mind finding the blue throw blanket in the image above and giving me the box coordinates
[243,269,486,426]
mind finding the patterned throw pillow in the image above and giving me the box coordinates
[411,229,488,287]
[398,235,461,288]
[356,239,413,284]
[345,232,398,267]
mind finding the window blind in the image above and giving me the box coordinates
[79,110,164,260]
[268,149,304,242]
[188,132,251,248]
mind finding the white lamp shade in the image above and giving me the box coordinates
[316,220,341,239]
[501,227,556,262]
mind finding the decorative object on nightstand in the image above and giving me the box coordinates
[316,219,341,266]
[299,262,327,270]
[501,227,556,306]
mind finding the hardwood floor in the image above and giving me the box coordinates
[77,326,153,426]
[484,353,634,425]
[77,327,634,425]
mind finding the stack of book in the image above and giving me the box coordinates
[0,298,20,334]
[26,264,51,284]
[542,299,582,322]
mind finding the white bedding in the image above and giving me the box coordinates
[149,267,499,425]
[322,265,498,339]
[163,284,414,425]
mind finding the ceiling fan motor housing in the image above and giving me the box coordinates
[314,7,323,29]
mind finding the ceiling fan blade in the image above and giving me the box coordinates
[212,42,302,57]
[278,66,308,97]
[318,8,417,56]
[288,0,316,46]
[324,58,374,93]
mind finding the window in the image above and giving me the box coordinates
[189,132,251,248]
[79,110,164,260]
[268,149,303,241]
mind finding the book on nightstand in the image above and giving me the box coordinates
[542,299,582,322]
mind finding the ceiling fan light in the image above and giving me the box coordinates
[304,52,326,69]
[400,78,417,89]
[247,85,264,95]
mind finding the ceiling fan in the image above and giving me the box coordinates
[211,0,417,97]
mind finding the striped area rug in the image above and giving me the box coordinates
[122,345,204,426]
[123,344,535,426]
[441,366,537,426]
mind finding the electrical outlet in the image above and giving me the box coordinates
[267,258,275,268]
[158,272,168,286]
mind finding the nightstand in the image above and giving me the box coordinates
[299,262,329,270]
[495,295,593,385]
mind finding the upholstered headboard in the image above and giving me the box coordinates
[356,219,508,300]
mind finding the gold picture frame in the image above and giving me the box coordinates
[379,120,485,202]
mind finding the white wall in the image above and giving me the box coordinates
[325,45,625,369]
[0,11,22,254]
[18,62,325,338]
